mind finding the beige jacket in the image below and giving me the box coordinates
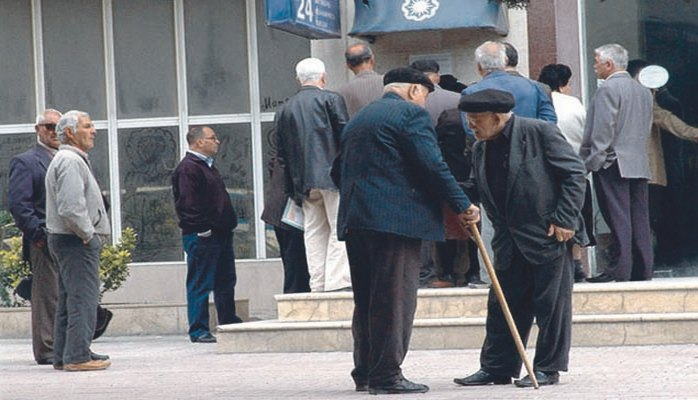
[648,101,698,186]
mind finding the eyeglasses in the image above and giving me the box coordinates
[38,123,57,131]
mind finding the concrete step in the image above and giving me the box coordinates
[276,279,698,322]
[0,300,249,339]
[217,312,698,353]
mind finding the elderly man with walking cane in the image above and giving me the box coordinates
[454,89,586,388]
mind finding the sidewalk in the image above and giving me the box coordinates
[1,336,696,399]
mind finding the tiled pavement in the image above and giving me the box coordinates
[1,336,696,399]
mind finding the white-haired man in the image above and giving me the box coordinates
[45,110,111,371]
[581,44,654,283]
[274,57,351,292]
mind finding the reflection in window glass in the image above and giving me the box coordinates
[90,129,110,195]
[42,0,106,119]
[255,0,311,113]
[0,0,35,124]
[207,124,255,259]
[0,132,38,211]
[584,0,698,277]
[261,122,280,258]
[118,127,181,262]
[112,0,177,118]
[184,0,250,115]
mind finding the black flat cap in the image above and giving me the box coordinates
[383,67,435,92]
[458,89,515,113]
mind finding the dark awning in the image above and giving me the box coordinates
[349,0,508,38]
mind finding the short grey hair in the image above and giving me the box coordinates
[595,44,628,70]
[296,57,326,83]
[383,82,412,93]
[475,41,506,73]
[56,110,89,143]
[36,108,62,125]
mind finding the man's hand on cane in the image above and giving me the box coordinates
[458,204,480,228]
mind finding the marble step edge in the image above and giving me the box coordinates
[275,279,698,303]
[218,312,698,333]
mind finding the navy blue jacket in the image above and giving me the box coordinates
[461,70,557,134]
[172,153,237,236]
[334,92,471,242]
[9,145,53,261]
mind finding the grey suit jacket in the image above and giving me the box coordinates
[580,71,653,178]
[424,85,460,126]
[471,116,586,269]
[336,70,384,118]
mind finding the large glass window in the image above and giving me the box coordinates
[261,121,280,258]
[42,0,106,119]
[255,0,311,113]
[90,129,110,193]
[584,0,698,277]
[0,0,35,124]
[184,0,250,115]
[112,0,177,118]
[208,123,255,259]
[118,126,181,262]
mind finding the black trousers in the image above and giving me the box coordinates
[346,230,421,386]
[593,163,653,281]
[480,243,573,377]
[274,226,310,294]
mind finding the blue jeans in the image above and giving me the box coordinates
[182,233,240,339]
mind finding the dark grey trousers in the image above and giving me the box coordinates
[48,234,102,365]
[480,244,573,377]
[593,163,653,281]
[29,241,58,362]
[346,230,421,386]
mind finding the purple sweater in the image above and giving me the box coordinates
[172,153,237,236]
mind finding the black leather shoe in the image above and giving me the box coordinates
[90,351,110,361]
[586,273,615,283]
[191,333,217,343]
[514,371,559,387]
[454,369,511,386]
[369,378,429,394]
[37,358,54,365]
[355,383,368,392]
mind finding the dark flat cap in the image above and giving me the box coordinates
[383,67,435,92]
[410,59,440,74]
[458,89,515,113]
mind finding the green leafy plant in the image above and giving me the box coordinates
[0,236,31,307]
[0,220,137,306]
[99,227,137,300]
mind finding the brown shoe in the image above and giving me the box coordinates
[427,279,454,288]
[64,359,111,372]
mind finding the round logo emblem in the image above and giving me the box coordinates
[402,0,440,22]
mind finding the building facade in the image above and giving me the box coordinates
[1,0,696,307]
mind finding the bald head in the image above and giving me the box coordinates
[345,43,375,74]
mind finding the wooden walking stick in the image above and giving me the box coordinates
[468,224,539,389]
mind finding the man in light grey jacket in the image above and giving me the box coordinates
[580,44,654,283]
[46,110,111,371]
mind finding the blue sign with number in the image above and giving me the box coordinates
[266,0,341,39]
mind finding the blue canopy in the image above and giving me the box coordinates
[349,0,508,37]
